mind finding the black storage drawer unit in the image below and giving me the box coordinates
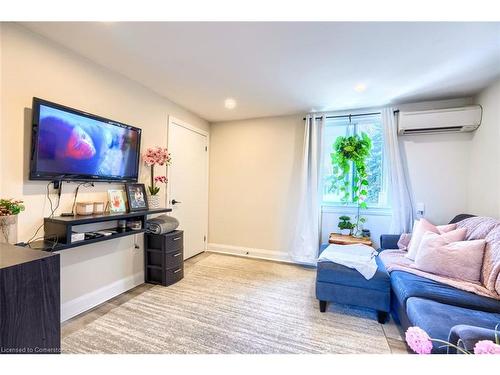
[145,230,184,286]
[165,249,183,268]
[146,231,183,252]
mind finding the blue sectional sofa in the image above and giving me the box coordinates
[380,214,500,354]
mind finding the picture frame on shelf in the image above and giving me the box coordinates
[125,183,149,212]
[107,189,127,213]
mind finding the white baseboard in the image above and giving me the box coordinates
[61,272,144,322]
[207,243,297,264]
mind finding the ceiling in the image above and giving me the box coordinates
[22,22,500,122]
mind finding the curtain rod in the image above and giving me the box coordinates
[303,111,380,121]
[303,109,400,121]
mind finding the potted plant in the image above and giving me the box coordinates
[338,216,354,236]
[143,147,171,209]
[330,132,372,237]
[0,199,25,244]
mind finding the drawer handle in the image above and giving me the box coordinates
[173,252,182,257]
[173,268,182,274]
[173,237,181,241]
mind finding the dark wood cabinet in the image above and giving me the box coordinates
[0,243,60,354]
[145,231,184,286]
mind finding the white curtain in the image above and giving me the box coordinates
[289,115,325,264]
[381,107,415,233]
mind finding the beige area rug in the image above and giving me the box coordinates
[62,254,392,353]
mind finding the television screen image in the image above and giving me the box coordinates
[31,99,141,181]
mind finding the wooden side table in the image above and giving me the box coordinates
[328,233,373,247]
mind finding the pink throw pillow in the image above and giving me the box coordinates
[420,228,467,247]
[398,233,412,250]
[436,223,457,234]
[415,231,486,282]
[406,219,440,260]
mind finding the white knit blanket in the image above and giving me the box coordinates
[318,244,378,280]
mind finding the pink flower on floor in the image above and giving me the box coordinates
[474,340,500,354]
[405,327,433,354]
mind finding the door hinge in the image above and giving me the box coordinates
[203,235,207,242]
[205,146,208,151]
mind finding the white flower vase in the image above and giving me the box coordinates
[0,215,18,244]
[147,194,161,209]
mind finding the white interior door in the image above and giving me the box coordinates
[167,117,208,260]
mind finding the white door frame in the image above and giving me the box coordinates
[167,115,210,251]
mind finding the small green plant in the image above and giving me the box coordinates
[0,199,25,216]
[338,215,355,235]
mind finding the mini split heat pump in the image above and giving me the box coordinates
[397,105,482,135]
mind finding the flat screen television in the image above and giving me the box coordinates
[30,98,141,182]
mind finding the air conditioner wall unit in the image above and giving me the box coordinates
[397,105,482,135]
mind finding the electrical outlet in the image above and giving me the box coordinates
[416,202,425,217]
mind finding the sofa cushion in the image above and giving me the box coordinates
[391,270,500,313]
[316,256,390,291]
[448,325,498,353]
[406,297,500,353]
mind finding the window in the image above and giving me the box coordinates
[322,113,389,208]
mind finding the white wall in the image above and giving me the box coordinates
[0,23,209,320]
[468,79,500,217]
[208,115,303,261]
[397,98,475,225]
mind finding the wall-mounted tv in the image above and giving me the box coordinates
[30,98,141,183]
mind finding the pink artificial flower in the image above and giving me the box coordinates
[474,340,500,354]
[143,147,171,166]
[154,176,167,184]
[405,327,433,354]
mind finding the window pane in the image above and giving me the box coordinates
[322,114,388,208]
[357,116,384,206]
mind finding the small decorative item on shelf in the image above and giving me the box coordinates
[143,146,171,209]
[0,198,25,244]
[338,215,354,236]
[118,219,127,230]
[125,183,149,212]
[76,202,94,216]
[127,220,143,231]
[361,229,371,238]
[107,189,127,213]
[148,194,160,209]
[93,202,105,214]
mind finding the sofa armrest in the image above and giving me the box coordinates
[379,234,400,250]
[447,325,498,354]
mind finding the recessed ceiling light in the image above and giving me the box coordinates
[354,83,367,92]
[224,98,237,109]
